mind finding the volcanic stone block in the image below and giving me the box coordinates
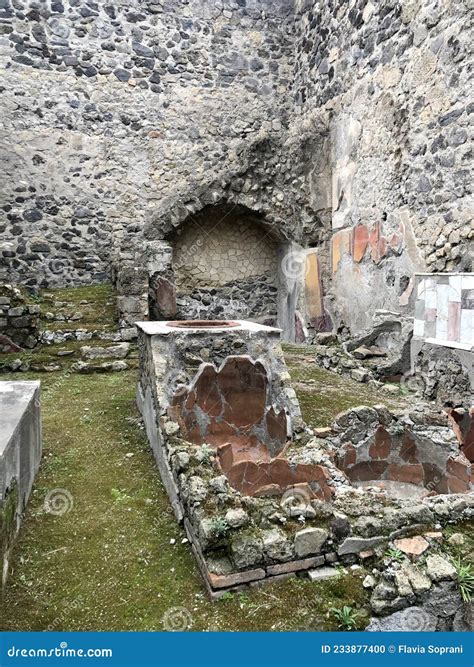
[308,566,340,582]
[294,527,329,557]
[0,381,42,587]
[136,320,301,465]
[338,535,386,556]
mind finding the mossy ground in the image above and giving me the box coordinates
[0,339,138,373]
[0,286,435,631]
[282,344,406,427]
[0,368,369,631]
[38,284,117,332]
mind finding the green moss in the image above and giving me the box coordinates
[1,307,373,631]
[1,368,370,631]
[443,521,474,562]
[0,285,34,307]
[38,284,117,332]
[283,348,405,428]
[0,480,19,583]
[1,339,137,374]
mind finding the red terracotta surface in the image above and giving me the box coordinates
[369,223,381,262]
[169,356,287,454]
[422,462,448,494]
[345,460,388,482]
[153,277,177,318]
[352,224,369,263]
[266,407,288,444]
[399,432,418,463]
[217,447,334,499]
[389,232,403,253]
[393,536,429,557]
[338,425,470,496]
[446,407,474,462]
[331,228,352,273]
[447,454,471,483]
[340,442,357,467]
[378,236,387,260]
[167,355,341,499]
[369,426,392,459]
[447,475,470,494]
[386,463,424,485]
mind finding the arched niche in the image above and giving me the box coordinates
[148,203,298,336]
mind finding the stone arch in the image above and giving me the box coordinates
[143,183,296,244]
[147,201,296,331]
[114,172,308,339]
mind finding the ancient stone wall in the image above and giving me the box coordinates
[0,284,40,350]
[1,0,472,339]
[0,0,295,289]
[292,0,472,332]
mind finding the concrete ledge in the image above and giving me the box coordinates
[0,381,42,587]
[135,320,281,336]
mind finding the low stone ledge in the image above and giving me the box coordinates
[308,566,340,582]
[0,380,42,588]
[267,555,324,576]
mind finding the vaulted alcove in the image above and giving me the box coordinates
[148,204,294,332]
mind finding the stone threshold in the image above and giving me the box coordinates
[184,518,335,600]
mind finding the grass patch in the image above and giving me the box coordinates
[282,345,405,427]
[0,339,137,374]
[38,284,117,332]
[1,369,370,631]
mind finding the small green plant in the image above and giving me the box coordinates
[209,517,229,538]
[27,291,41,303]
[385,547,405,562]
[236,592,258,609]
[453,557,474,602]
[111,488,132,504]
[196,444,213,464]
[330,606,360,630]
[219,591,233,602]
